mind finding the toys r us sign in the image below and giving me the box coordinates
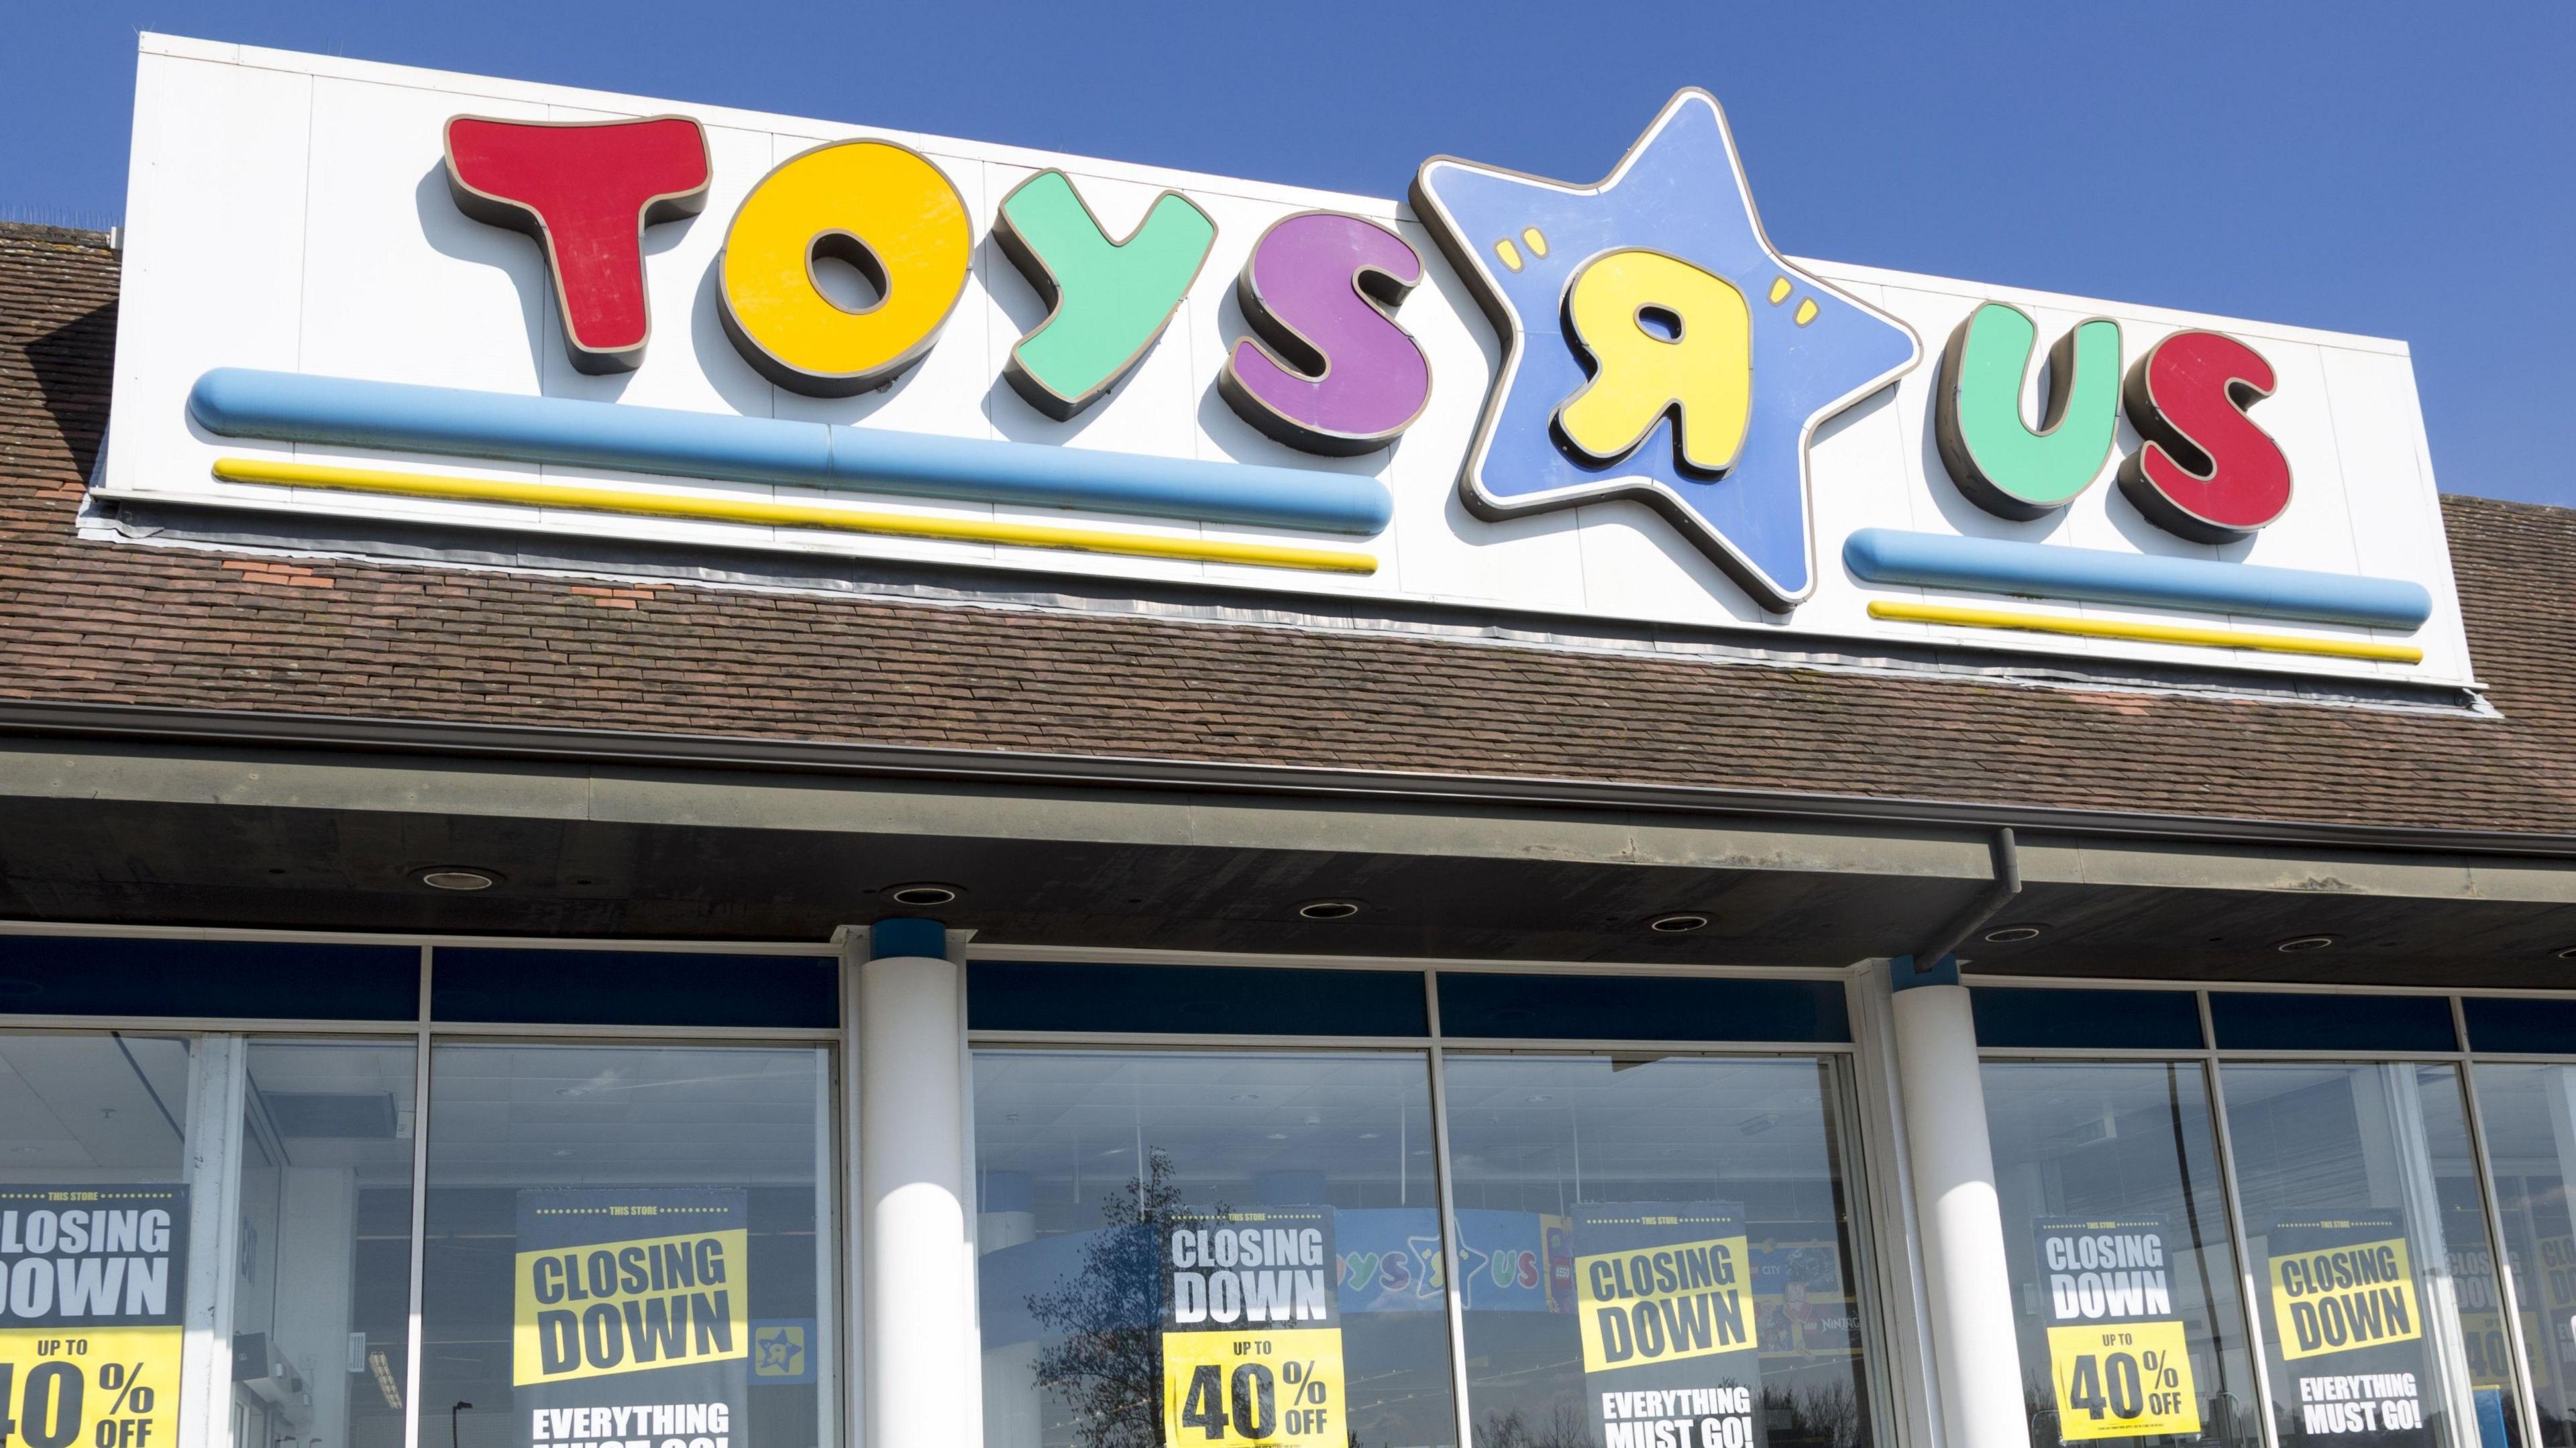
[99,37,2470,687]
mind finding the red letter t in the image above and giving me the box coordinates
[444,115,711,374]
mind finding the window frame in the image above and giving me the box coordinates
[1965,971,2576,1448]
[0,928,850,1448]
[0,924,1903,1448]
[963,954,1898,1448]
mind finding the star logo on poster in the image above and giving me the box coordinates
[1412,89,1920,612]
[753,1324,806,1379]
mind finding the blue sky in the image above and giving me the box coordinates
[5,1,2570,504]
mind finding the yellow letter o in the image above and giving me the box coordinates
[718,139,971,396]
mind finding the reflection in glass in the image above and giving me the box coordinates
[0,1033,191,1181]
[0,1035,193,1448]
[233,1041,418,1448]
[417,1045,834,1448]
[1442,1056,1874,1448]
[2222,1063,2522,1448]
[1983,1060,2259,1447]
[970,1050,1453,1448]
[2469,1064,2576,1444]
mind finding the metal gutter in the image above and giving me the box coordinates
[1,697,2573,861]
[1900,829,2022,980]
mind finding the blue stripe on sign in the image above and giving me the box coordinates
[187,368,1393,536]
[1842,527,2432,630]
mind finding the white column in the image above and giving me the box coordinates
[177,1036,247,1448]
[1889,964,2023,1448]
[851,920,973,1448]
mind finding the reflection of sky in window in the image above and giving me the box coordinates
[2220,1062,2478,1221]
[1984,1061,2221,1221]
[973,1052,1434,1230]
[1442,1056,1845,1219]
[0,1033,191,1175]
[2468,1065,2576,1435]
[2473,1064,2576,1222]
[425,1044,824,1186]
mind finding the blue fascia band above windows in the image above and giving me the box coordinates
[1972,987,2206,1051]
[968,960,1430,1037]
[0,936,419,1020]
[2208,991,2459,1053]
[1436,972,1850,1044]
[433,948,837,1029]
[2461,996,2576,1054]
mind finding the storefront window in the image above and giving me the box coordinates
[1441,1055,1873,1448]
[1983,1060,2260,1448]
[0,1033,193,1448]
[233,1040,419,1448]
[970,1050,1454,1448]
[2466,1064,2576,1445]
[417,1044,836,1448]
[2222,1062,2521,1448]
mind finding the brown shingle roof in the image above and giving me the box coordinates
[3,223,2571,836]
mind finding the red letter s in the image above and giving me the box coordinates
[2117,329,2291,542]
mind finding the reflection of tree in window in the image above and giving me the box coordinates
[1027,1150,1224,1448]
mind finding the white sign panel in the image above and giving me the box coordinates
[99,36,2472,687]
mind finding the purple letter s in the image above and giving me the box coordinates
[1218,212,1432,456]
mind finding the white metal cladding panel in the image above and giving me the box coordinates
[101,36,2475,687]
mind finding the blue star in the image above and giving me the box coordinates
[1411,89,1920,612]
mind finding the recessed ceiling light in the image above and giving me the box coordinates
[2275,934,2337,953]
[1648,913,1710,934]
[1982,924,2045,944]
[887,883,961,907]
[2556,946,2576,960]
[1298,899,1361,920]
[418,869,496,892]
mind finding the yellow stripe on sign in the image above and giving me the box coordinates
[1867,600,2422,663]
[211,458,1378,575]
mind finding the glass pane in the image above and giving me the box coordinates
[233,1040,419,1448]
[0,1034,193,1448]
[970,1050,1453,1448]
[1983,1060,2259,1448]
[1442,1055,1874,1448]
[2468,1064,2576,1444]
[2222,1062,2521,1448]
[419,1045,835,1448]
